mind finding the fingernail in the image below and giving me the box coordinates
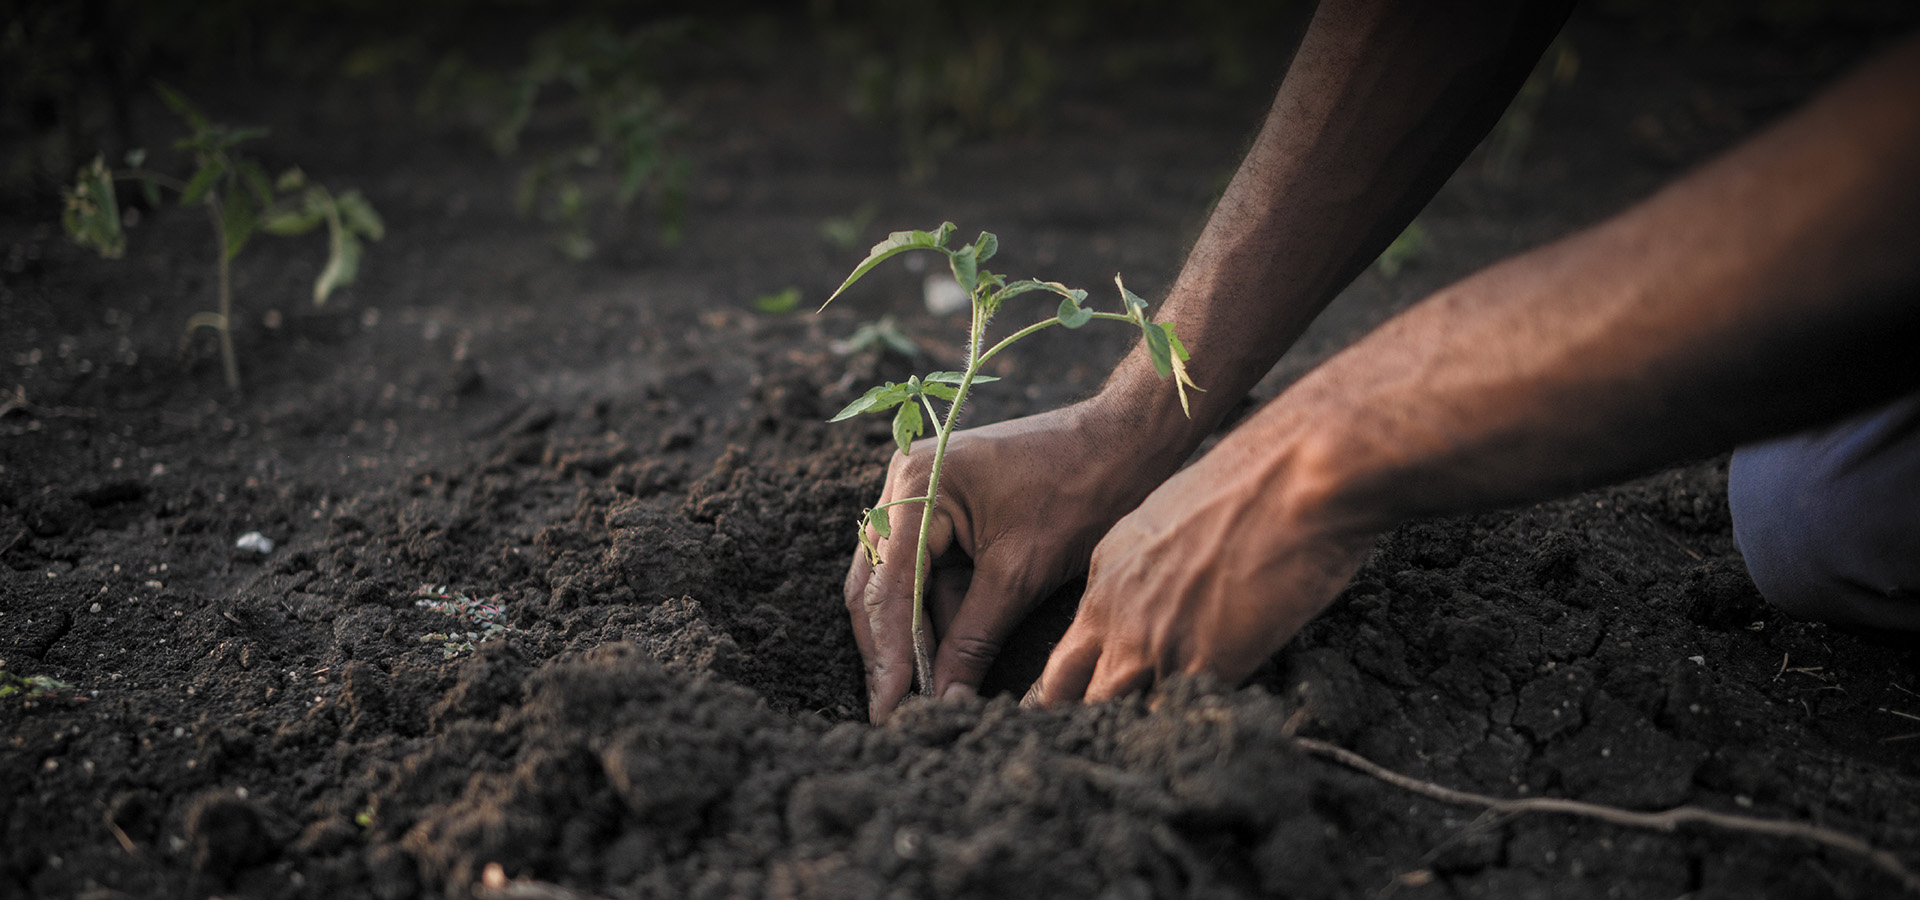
[940,683,975,702]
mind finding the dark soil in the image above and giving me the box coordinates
[5,11,1919,900]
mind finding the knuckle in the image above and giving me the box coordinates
[942,633,1003,670]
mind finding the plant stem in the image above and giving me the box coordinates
[207,196,239,390]
[979,311,1134,366]
[906,295,996,693]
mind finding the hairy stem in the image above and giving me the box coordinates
[907,296,994,693]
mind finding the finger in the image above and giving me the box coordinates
[931,563,1041,701]
[859,494,955,718]
[1024,620,1101,709]
[1082,644,1155,704]
[846,544,913,723]
[928,563,972,642]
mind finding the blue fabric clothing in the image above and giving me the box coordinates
[1729,393,1920,633]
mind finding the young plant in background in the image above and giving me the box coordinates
[61,85,384,389]
[489,20,690,260]
[823,222,1199,694]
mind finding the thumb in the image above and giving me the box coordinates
[930,560,1043,700]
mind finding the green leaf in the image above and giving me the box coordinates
[180,160,224,206]
[61,156,124,259]
[138,173,162,209]
[154,82,209,131]
[314,228,363,306]
[1143,321,1173,380]
[921,382,957,402]
[994,279,1083,305]
[829,382,908,422]
[949,244,978,297]
[1057,295,1092,329]
[275,167,307,193]
[922,371,999,386]
[221,189,256,260]
[1164,322,1191,361]
[892,401,923,455]
[1115,273,1150,322]
[259,200,325,236]
[753,286,802,314]
[974,231,998,263]
[866,507,891,539]
[220,125,270,148]
[335,190,385,240]
[124,148,146,168]
[238,159,274,208]
[821,223,958,310]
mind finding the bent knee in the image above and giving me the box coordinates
[1729,396,1920,634]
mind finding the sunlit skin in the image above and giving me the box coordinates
[847,0,1920,722]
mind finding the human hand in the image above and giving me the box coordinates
[844,403,1169,722]
[1024,430,1376,706]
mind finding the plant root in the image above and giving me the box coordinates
[1289,736,1920,894]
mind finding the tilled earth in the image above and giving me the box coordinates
[4,11,1918,900]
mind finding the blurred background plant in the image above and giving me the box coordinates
[61,86,383,389]
[419,17,693,259]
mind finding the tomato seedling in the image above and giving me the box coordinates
[823,222,1198,694]
[62,85,383,390]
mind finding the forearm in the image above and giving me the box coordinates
[1085,0,1573,476]
[1258,33,1920,532]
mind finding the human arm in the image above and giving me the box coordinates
[1029,31,1920,705]
[847,0,1573,721]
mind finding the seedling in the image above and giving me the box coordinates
[61,85,384,389]
[490,20,689,259]
[0,670,86,703]
[823,223,1199,694]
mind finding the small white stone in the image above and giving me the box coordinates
[235,532,275,554]
[923,273,968,315]
[1688,655,1706,666]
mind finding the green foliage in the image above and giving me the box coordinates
[0,670,84,702]
[835,315,920,359]
[753,286,803,315]
[1374,220,1428,280]
[820,203,880,252]
[824,223,1199,692]
[484,19,691,259]
[60,86,383,389]
[825,8,1055,180]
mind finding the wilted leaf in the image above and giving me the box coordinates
[314,228,363,305]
